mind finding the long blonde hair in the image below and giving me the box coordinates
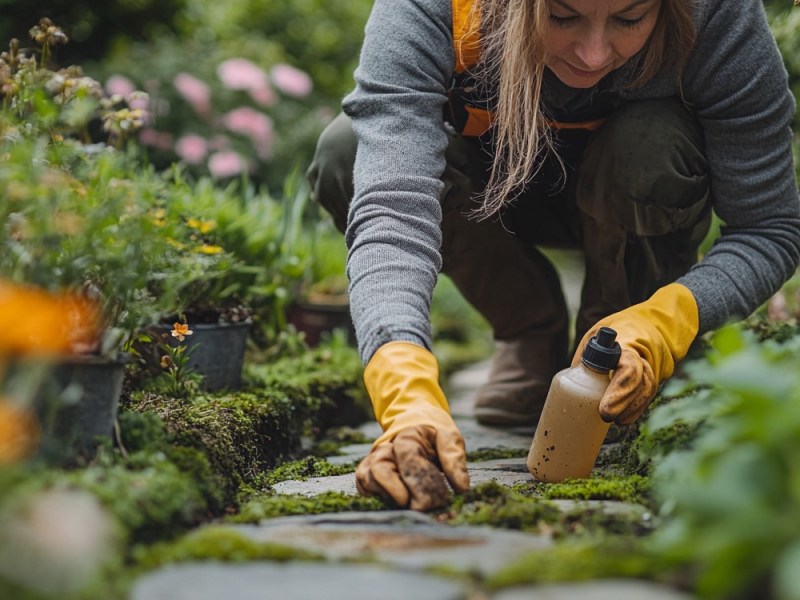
[473,0,696,219]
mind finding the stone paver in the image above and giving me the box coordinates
[130,562,466,600]
[226,511,552,578]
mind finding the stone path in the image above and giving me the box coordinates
[131,252,695,599]
[131,358,692,600]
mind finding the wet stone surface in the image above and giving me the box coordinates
[130,562,467,600]
[224,511,552,577]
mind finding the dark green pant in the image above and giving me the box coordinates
[307,98,711,352]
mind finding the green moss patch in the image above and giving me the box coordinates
[465,447,528,462]
[485,538,666,590]
[444,482,563,532]
[256,456,357,487]
[229,491,388,523]
[524,475,651,505]
[444,481,653,539]
[134,526,322,571]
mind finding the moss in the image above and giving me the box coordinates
[258,456,357,487]
[523,475,651,505]
[228,491,388,523]
[245,344,371,431]
[311,426,371,457]
[445,480,653,539]
[741,314,800,343]
[117,410,169,454]
[465,447,528,462]
[164,446,227,515]
[445,482,563,532]
[485,538,667,590]
[67,450,210,545]
[127,390,309,502]
[134,526,322,571]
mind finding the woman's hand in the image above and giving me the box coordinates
[357,342,470,510]
[572,283,699,424]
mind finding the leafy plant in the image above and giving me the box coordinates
[644,325,800,600]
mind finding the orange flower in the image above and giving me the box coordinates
[0,398,40,465]
[0,280,101,357]
[171,322,193,342]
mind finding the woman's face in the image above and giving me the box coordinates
[544,0,662,88]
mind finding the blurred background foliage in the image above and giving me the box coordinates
[0,0,374,193]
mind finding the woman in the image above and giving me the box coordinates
[307,0,800,511]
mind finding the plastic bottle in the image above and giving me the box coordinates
[527,326,622,483]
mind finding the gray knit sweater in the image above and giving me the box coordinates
[343,0,800,364]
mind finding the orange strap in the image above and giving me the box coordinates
[453,0,480,73]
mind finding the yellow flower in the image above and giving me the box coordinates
[196,244,223,255]
[160,355,172,369]
[171,322,193,342]
[150,208,167,227]
[0,398,40,465]
[187,218,216,234]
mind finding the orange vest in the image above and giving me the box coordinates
[448,0,609,138]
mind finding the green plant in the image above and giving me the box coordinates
[153,321,198,397]
[0,23,188,355]
[644,325,800,600]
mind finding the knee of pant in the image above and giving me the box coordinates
[577,99,710,235]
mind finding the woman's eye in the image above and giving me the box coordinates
[549,15,577,28]
[614,15,646,29]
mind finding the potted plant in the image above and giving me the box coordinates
[287,209,354,347]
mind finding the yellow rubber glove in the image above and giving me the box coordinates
[355,341,470,511]
[572,283,698,424]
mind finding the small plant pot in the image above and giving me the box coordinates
[163,321,251,392]
[36,353,129,461]
[287,299,355,347]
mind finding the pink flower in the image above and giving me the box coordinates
[174,135,209,165]
[270,64,312,98]
[173,73,211,116]
[248,86,276,107]
[105,74,135,99]
[223,107,272,140]
[222,107,274,160]
[217,58,269,91]
[208,151,246,178]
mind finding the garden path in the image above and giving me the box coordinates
[130,251,697,599]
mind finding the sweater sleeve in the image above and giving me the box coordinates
[342,0,455,363]
[677,0,800,332]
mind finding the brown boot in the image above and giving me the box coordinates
[474,333,568,426]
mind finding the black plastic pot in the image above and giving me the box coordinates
[164,321,251,392]
[36,353,129,460]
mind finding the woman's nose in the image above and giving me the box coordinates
[574,30,612,70]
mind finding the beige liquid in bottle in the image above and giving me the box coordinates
[527,327,621,483]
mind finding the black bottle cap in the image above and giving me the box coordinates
[581,326,621,372]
